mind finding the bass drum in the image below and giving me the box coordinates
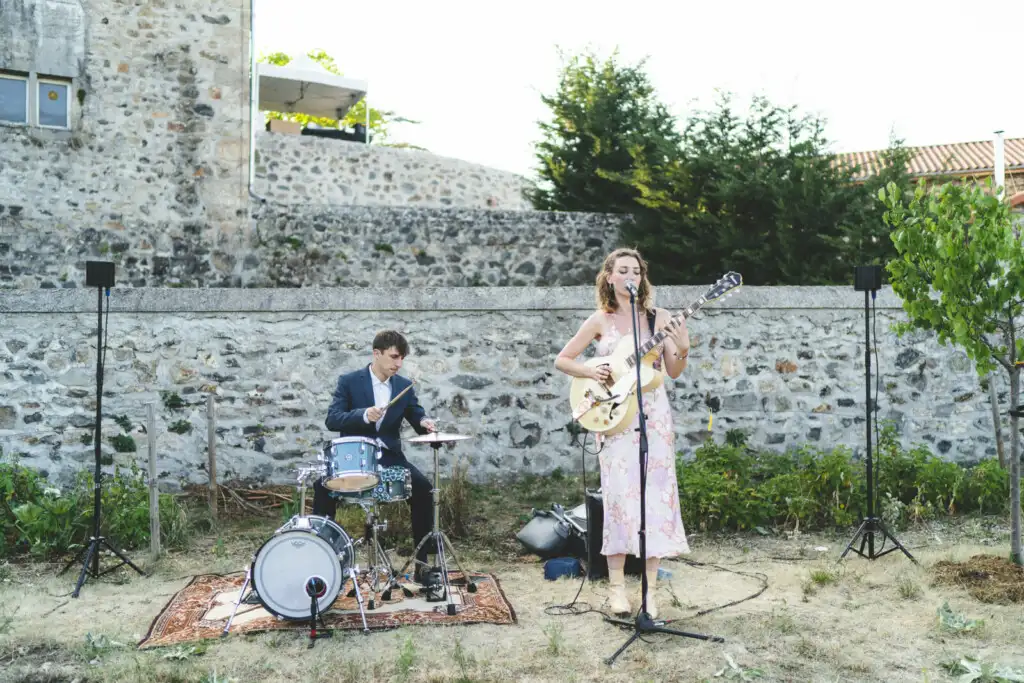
[250,515,355,620]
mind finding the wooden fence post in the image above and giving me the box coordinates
[207,394,218,519]
[147,401,161,560]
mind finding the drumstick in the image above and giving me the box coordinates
[384,380,415,409]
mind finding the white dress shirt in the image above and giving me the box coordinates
[364,366,391,430]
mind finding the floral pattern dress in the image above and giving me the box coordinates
[595,314,690,558]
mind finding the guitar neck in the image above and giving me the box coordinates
[627,296,706,363]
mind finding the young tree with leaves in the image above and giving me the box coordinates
[881,180,1022,564]
[258,50,419,147]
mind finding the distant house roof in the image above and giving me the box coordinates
[834,137,1024,182]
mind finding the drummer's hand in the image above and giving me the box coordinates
[365,406,385,423]
[420,418,436,432]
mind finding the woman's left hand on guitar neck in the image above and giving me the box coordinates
[658,311,690,379]
[663,316,689,357]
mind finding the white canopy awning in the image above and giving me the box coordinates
[256,61,368,120]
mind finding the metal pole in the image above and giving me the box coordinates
[147,402,161,559]
[864,289,874,557]
[208,394,218,520]
[994,130,1005,196]
[248,0,259,190]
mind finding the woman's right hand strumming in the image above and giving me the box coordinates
[590,364,612,384]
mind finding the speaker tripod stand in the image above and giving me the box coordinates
[61,263,146,596]
[841,269,916,564]
[396,432,477,616]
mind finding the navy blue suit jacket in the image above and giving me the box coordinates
[324,367,428,458]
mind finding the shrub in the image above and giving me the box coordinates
[677,427,1013,534]
[1,454,194,559]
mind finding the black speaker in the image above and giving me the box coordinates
[85,261,115,288]
[584,490,644,580]
[854,264,882,292]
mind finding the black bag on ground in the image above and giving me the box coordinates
[516,503,587,559]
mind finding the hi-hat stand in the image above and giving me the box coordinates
[61,261,146,596]
[604,281,723,666]
[364,501,414,604]
[397,433,477,616]
[841,265,917,564]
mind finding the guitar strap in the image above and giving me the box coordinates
[646,309,656,336]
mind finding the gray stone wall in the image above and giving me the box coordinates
[0,203,623,289]
[0,0,251,255]
[0,286,1003,489]
[254,132,533,211]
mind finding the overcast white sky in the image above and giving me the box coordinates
[254,0,1024,178]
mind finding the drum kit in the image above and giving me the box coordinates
[220,430,473,645]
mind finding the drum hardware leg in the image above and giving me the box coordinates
[439,530,477,593]
[221,567,252,638]
[367,503,412,602]
[345,566,371,635]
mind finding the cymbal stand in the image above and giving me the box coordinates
[294,464,322,516]
[396,441,476,617]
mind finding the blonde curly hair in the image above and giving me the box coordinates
[595,248,655,314]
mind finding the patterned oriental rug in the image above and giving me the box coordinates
[139,571,516,649]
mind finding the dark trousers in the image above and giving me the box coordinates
[312,448,436,564]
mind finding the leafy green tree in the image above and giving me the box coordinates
[881,179,1022,564]
[622,95,854,284]
[528,50,682,213]
[530,51,916,286]
[258,50,419,147]
[842,136,917,270]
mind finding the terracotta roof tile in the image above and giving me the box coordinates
[835,137,1024,182]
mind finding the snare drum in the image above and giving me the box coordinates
[322,436,382,492]
[250,515,354,620]
[330,465,412,505]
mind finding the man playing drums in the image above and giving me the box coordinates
[312,330,437,583]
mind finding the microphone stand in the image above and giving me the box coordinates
[604,284,723,666]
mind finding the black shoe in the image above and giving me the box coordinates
[416,566,441,587]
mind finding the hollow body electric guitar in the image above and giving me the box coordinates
[569,272,743,436]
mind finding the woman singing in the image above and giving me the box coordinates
[554,248,690,618]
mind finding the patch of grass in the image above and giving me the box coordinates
[767,608,797,634]
[395,635,416,681]
[543,621,564,656]
[374,243,394,254]
[809,567,839,586]
[895,572,922,600]
[0,602,15,636]
[451,637,476,683]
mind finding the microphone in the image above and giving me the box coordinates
[624,280,638,295]
[305,576,328,598]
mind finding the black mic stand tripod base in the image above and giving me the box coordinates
[841,272,916,565]
[60,270,146,596]
[603,285,724,666]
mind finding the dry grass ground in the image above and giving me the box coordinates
[2,489,1024,682]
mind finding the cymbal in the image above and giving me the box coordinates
[405,432,473,444]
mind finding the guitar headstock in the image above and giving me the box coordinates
[703,271,742,302]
